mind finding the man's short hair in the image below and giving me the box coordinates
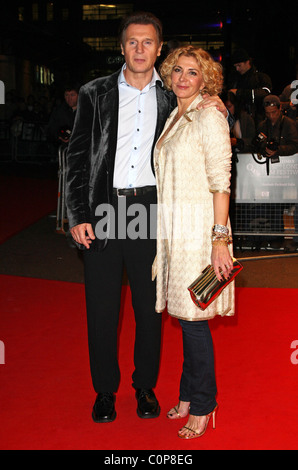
[64,83,80,94]
[119,11,163,45]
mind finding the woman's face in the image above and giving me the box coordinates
[225,99,235,115]
[171,55,205,102]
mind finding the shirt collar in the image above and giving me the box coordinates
[119,64,162,91]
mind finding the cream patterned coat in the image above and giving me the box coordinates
[153,94,235,321]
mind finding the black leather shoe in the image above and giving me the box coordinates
[135,388,160,419]
[92,392,116,423]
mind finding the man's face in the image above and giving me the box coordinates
[64,90,78,109]
[234,60,251,75]
[121,23,162,76]
[265,106,281,125]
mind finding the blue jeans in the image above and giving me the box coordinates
[179,319,217,416]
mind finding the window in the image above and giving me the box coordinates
[47,2,54,21]
[18,7,25,21]
[82,4,133,21]
[61,8,69,21]
[32,3,39,21]
[35,65,55,85]
[169,37,224,53]
[83,37,119,51]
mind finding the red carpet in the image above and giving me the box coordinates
[0,274,297,450]
[0,175,58,244]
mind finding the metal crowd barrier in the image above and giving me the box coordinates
[230,152,298,251]
[0,119,13,161]
[56,144,68,233]
[0,119,57,162]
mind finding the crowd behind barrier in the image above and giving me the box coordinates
[0,119,59,162]
[0,90,64,162]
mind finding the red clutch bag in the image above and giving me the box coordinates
[188,258,243,310]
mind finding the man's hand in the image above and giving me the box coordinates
[265,147,278,158]
[70,223,95,249]
[197,94,228,118]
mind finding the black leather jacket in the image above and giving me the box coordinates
[65,69,176,250]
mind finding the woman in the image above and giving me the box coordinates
[153,46,235,439]
[224,90,255,153]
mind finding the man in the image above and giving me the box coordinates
[47,84,79,145]
[66,12,229,423]
[258,95,298,158]
[229,48,272,125]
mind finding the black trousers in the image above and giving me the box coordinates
[179,319,217,416]
[83,191,162,393]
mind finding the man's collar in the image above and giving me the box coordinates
[119,64,162,90]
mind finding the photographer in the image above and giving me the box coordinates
[256,95,298,160]
[254,95,298,251]
[228,49,272,125]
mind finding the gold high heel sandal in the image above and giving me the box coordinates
[167,402,190,420]
[178,405,218,439]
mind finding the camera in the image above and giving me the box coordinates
[267,140,279,151]
[252,132,279,162]
[59,127,72,141]
[252,132,267,156]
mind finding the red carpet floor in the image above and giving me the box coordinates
[0,175,58,244]
[0,274,297,450]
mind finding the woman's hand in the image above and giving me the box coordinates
[211,244,234,281]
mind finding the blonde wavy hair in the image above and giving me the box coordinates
[159,46,223,96]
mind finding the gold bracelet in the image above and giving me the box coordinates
[212,239,228,246]
[211,235,233,246]
[211,234,232,242]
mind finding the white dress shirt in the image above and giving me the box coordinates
[113,65,160,189]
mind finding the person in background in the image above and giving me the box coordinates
[224,91,255,154]
[228,48,272,125]
[47,84,79,145]
[258,95,298,159]
[279,82,298,123]
[258,95,298,251]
